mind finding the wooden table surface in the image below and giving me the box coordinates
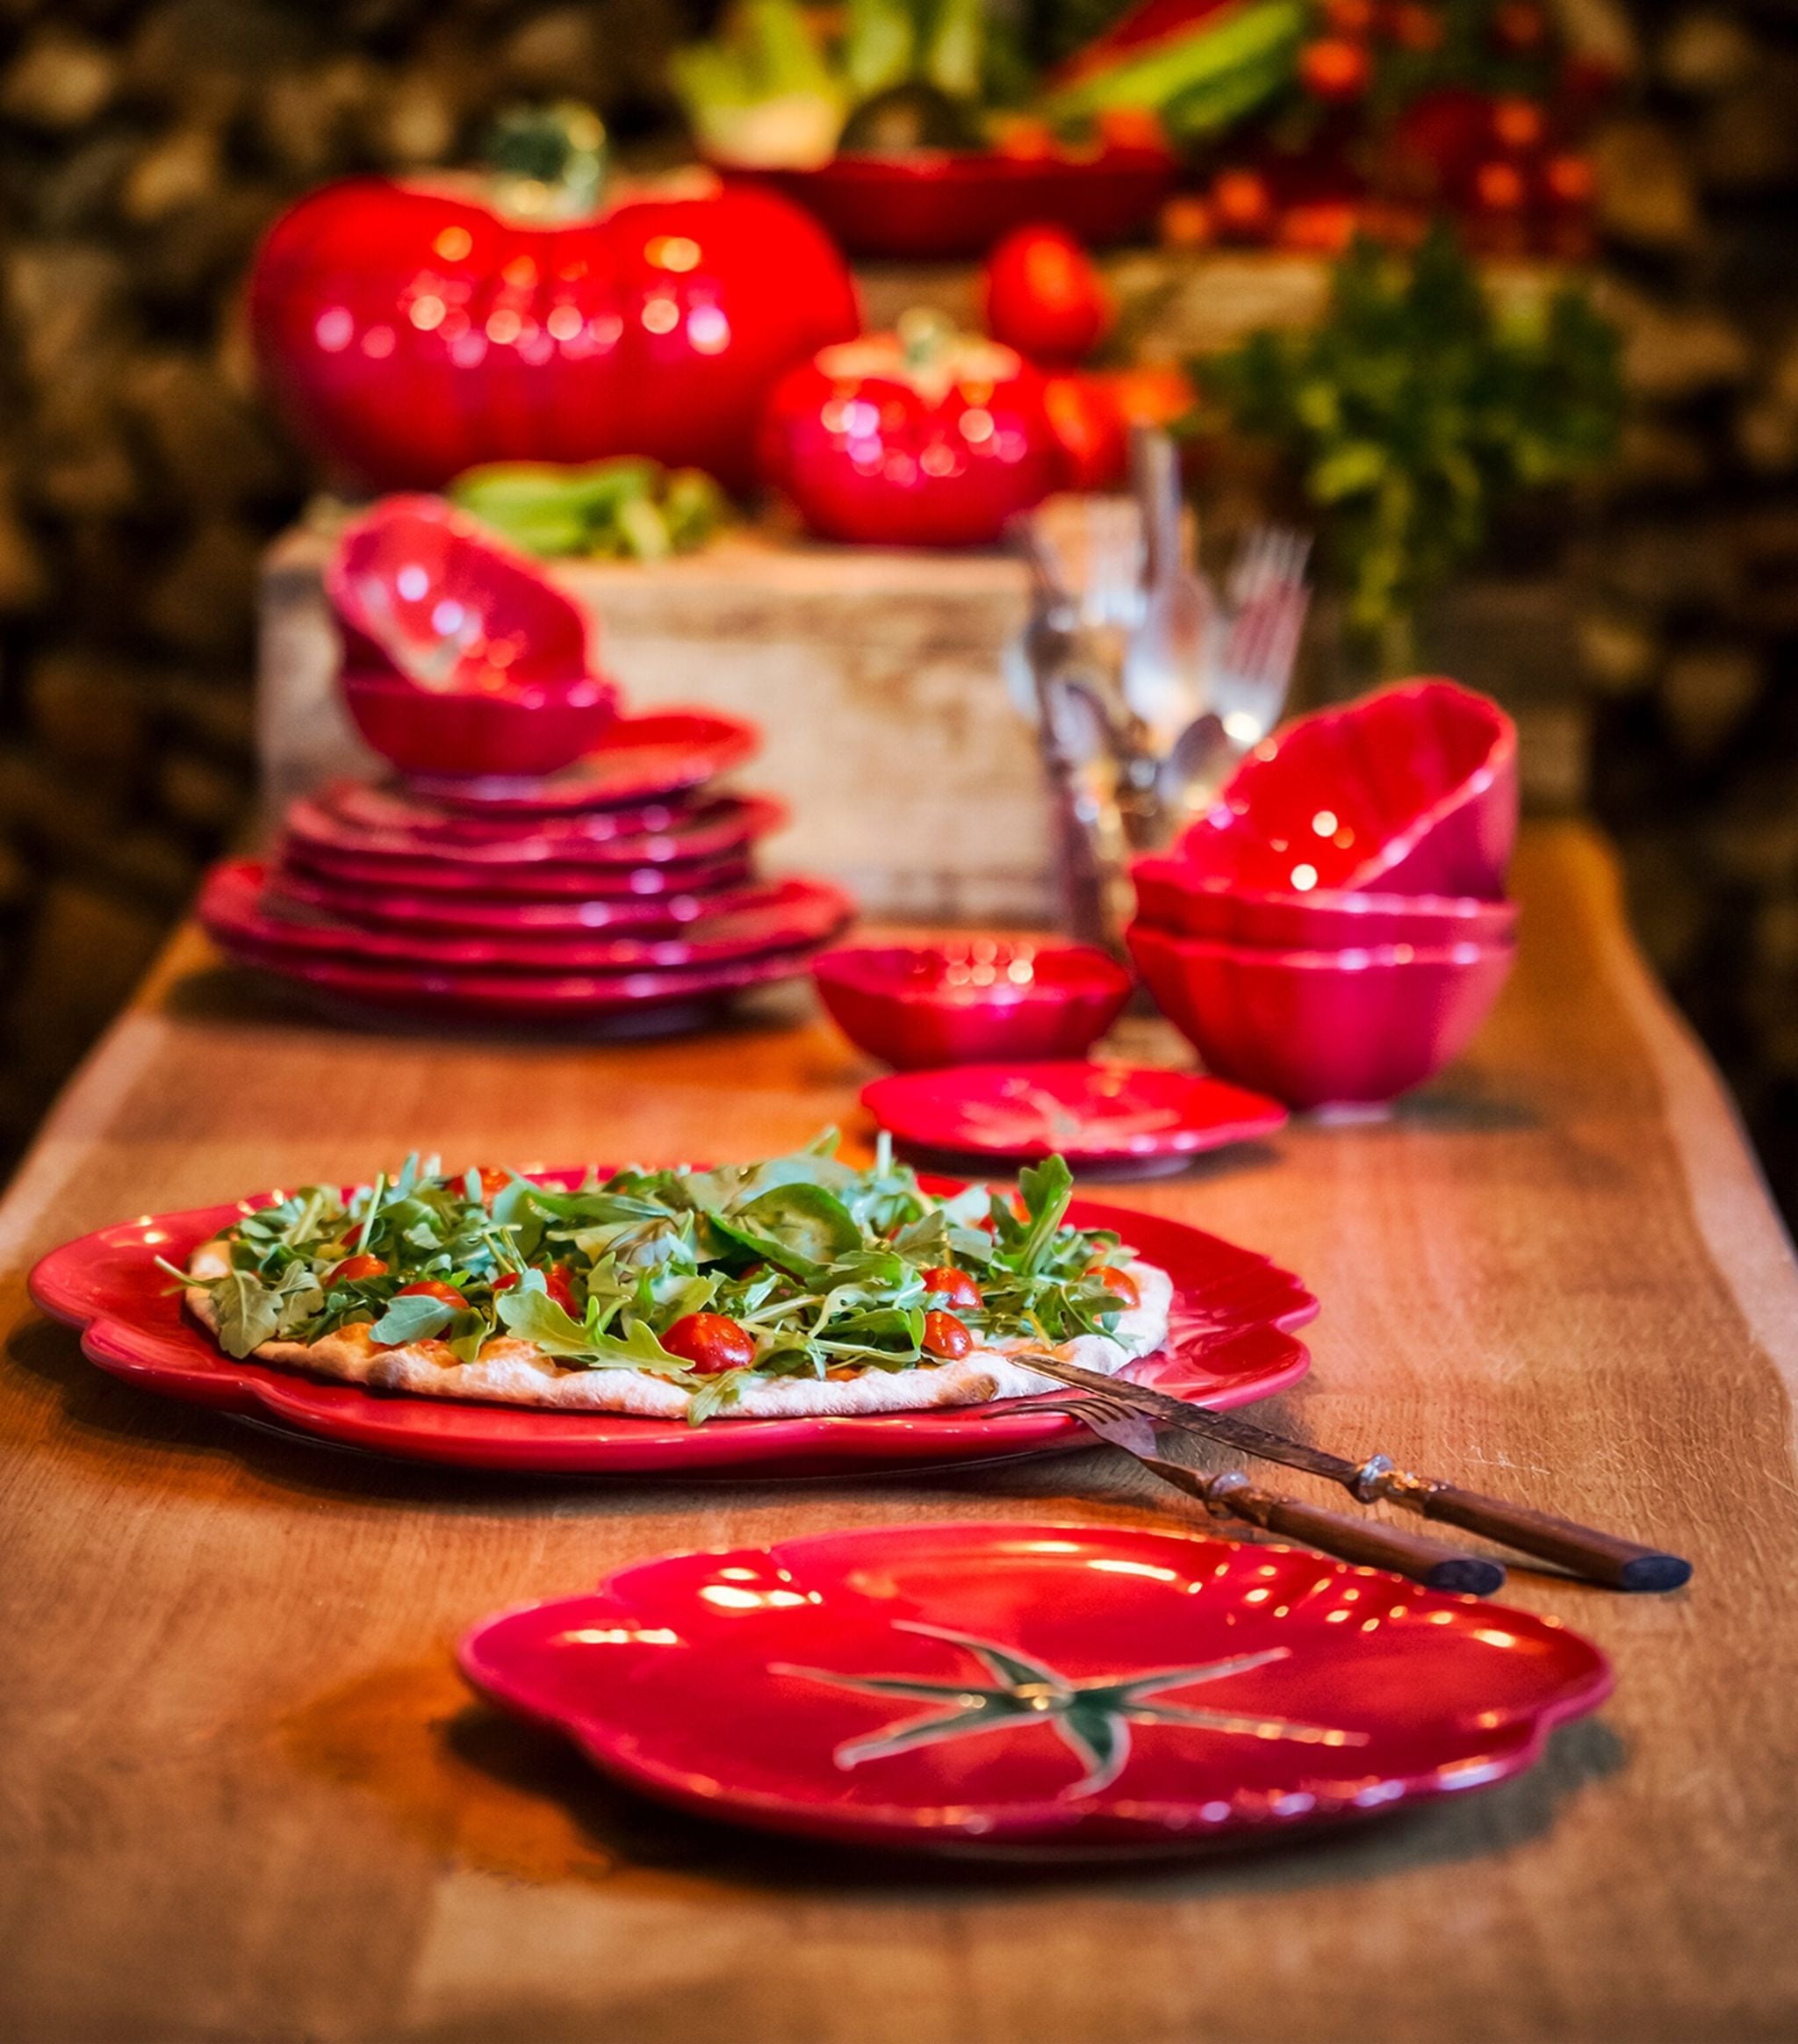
[3,821,1795,2044]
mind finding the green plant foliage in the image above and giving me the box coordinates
[1197,226,1622,666]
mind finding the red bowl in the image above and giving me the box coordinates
[1126,919,1515,1109]
[1175,680,1518,900]
[812,939,1133,1070]
[341,668,621,780]
[722,147,1177,261]
[1132,854,1520,951]
[328,493,594,691]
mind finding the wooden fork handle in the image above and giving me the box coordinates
[1136,1454,1506,1596]
[1377,1473,1693,1592]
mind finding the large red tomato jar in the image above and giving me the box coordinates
[760,313,1063,547]
[248,112,860,495]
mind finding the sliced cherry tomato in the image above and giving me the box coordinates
[395,1278,465,1309]
[662,1312,756,1375]
[329,1253,388,1284]
[923,1310,974,1360]
[1090,1264,1140,1309]
[493,1265,579,1315]
[467,1166,511,1204]
[921,1265,982,1310]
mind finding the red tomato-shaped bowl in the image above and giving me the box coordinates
[727,144,1176,260]
[1126,919,1516,1110]
[1132,854,1520,951]
[249,172,861,493]
[813,939,1133,1069]
[340,670,620,781]
[1174,680,1518,900]
[762,331,1063,548]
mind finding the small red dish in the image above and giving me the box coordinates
[457,1520,1612,1856]
[322,781,700,847]
[29,1182,1314,1477]
[328,494,593,691]
[862,1062,1286,1166]
[281,846,757,901]
[1133,855,1520,951]
[727,145,1177,261]
[203,860,854,975]
[266,864,804,936]
[813,939,1133,1071]
[1127,920,1516,1110]
[341,667,621,780]
[407,707,759,814]
[1175,680,1518,901]
[284,791,785,874]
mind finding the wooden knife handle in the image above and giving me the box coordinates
[1138,1455,1506,1596]
[1390,1479,1692,1592]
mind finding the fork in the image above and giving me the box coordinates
[1032,1386,1507,1594]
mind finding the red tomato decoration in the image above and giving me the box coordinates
[921,1266,982,1311]
[329,1254,388,1284]
[981,225,1113,366]
[760,318,1062,547]
[394,1279,466,1309]
[1490,97,1547,155]
[249,173,860,494]
[1541,152,1595,211]
[662,1312,758,1375]
[922,1310,974,1360]
[1041,371,1128,491]
[1211,169,1278,242]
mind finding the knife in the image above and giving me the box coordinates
[1016,1353,1692,1592]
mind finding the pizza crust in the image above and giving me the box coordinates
[183,1241,1172,1419]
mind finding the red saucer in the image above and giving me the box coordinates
[208,862,854,972]
[458,1520,1612,1855]
[282,846,757,900]
[407,707,758,814]
[862,1062,1287,1165]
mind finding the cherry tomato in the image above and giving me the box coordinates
[1471,159,1528,212]
[1321,0,1377,32]
[1159,193,1214,250]
[662,1311,756,1375]
[1384,3,1445,52]
[396,1278,464,1309]
[1210,169,1277,242]
[1298,38,1372,102]
[981,225,1113,367]
[493,1265,579,1314]
[1541,153,1595,210]
[1492,1,1546,54]
[1490,97,1546,155]
[1090,1265,1140,1309]
[1277,201,1363,255]
[921,1265,982,1310]
[467,1166,510,1204]
[329,1253,388,1284]
[923,1310,974,1360]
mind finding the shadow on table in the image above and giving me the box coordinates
[435,1689,1627,1900]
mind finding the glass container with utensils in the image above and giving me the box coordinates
[1006,428,1312,948]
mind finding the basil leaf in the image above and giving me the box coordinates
[370,1293,457,1346]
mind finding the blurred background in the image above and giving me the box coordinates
[0,0,1794,1220]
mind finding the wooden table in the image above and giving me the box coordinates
[3,821,1795,2044]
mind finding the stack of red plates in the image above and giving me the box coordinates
[200,708,855,1031]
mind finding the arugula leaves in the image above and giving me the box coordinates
[182,1137,1132,1417]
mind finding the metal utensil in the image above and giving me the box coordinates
[1039,1389,1506,1594]
[1018,1354,1693,1593]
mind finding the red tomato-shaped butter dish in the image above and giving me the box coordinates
[249,157,860,494]
[761,315,1062,547]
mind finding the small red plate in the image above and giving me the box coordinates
[281,846,757,901]
[267,865,809,936]
[28,1180,1314,1478]
[862,1062,1288,1166]
[458,1520,1612,1855]
[324,781,701,846]
[204,861,854,973]
[284,792,785,874]
[408,708,759,814]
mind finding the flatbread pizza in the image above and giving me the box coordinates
[173,1137,1170,1423]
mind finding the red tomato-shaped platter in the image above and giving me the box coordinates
[249,169,861,493]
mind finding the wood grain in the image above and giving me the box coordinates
[2,821,1795,2044]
